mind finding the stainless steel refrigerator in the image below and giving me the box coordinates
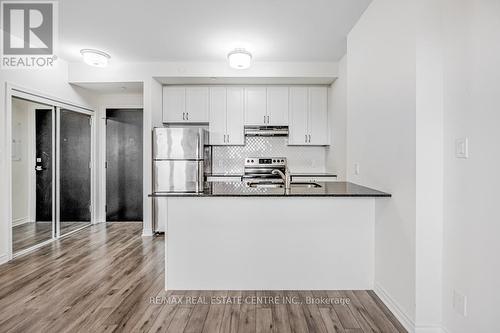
[152,127,210,232]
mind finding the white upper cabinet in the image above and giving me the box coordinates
[209,87,227,145]
[244,87,267,126]
[164,84,328,146]
[162,86,209,123]
[289,87,309,145]
[266,87,289,125]
[209,87,244,145]
[288,86,329,145]
[244,87,289,126]
[308,87,328,145]
[163,87,185,123]
[185,87,209,122]
[226,87,245,145]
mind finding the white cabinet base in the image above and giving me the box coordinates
[164,197,374,290]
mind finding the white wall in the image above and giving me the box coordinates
[0,60,97,263]
[442,0,500,332]
[346,0,417,327]
[326,55,347,179]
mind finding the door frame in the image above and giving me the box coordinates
[99,105,143,223]
[5,83,96,260]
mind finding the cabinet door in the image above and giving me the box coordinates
[288,87,309,145]
[163,87,185,123]
[308,87,329,145]
[226,87,245,145]
[267,87,289,125]
[209,87,227,145]
[244,87,267,126]
[185,87,209,122]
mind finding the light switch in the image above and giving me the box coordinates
[455,137,469,159]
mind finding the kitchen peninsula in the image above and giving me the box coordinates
[151,181,390,291]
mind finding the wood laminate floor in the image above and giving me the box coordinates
[0,222,407,333]
[12,221,90,253]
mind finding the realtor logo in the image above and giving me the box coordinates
[1,1,58,68]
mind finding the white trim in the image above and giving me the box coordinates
[8,83,93,112]
[374,283,446,333]
[99,105,143,224]
[374,283,415,332]
[142,227,154,237]
[0,254,9,265]
[12,217,30,226]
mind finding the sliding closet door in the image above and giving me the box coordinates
[58,109,92,236]
[11,97,56,253]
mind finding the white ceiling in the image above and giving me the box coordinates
[59,0,371,64]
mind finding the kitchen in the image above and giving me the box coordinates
[0,0,499,332]
[150,85,390,290]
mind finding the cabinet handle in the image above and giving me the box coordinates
[182,112,185,120]
[227,134,229,143]
[267,115,270,124]
[223,134,226,143]
[186,112,189,120]
[264,115,266,124]
[305,134,308,143]
[309,134,311,143]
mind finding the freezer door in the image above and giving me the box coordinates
[153,127,205,160]
[153,160,204,192]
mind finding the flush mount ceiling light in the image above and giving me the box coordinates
[227,48,252,69]
[80,49,110,67]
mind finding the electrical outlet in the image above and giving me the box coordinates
[455,137,469,159]
[354,163,360,175]
[453,290,467,316]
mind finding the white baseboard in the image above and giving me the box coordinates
[142,227,154,237]
[374,283,415,332]
[0,253,9,265]
[12,217,31,226]
[374,283,447,333]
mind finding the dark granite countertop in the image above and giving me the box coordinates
[149,181,391,198]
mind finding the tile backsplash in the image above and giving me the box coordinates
[212,137,326,174]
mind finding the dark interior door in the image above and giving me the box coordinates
[106,109,143,221]
[59,110,91,222]
[35,109,53,222]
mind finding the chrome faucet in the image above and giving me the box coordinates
[272,167,291,189]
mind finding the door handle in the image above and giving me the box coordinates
[182,112,185,120]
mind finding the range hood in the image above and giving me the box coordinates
[244,126,289,137]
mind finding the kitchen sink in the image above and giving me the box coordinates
[290,182,322,188]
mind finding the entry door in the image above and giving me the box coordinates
[58,109,92,236]
[35,109,54,222]
[106,109,143,221]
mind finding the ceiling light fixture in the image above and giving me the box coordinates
[228,48,252,69]
[80,49,111,67]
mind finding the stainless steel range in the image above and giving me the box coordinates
[243,157,290,188]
